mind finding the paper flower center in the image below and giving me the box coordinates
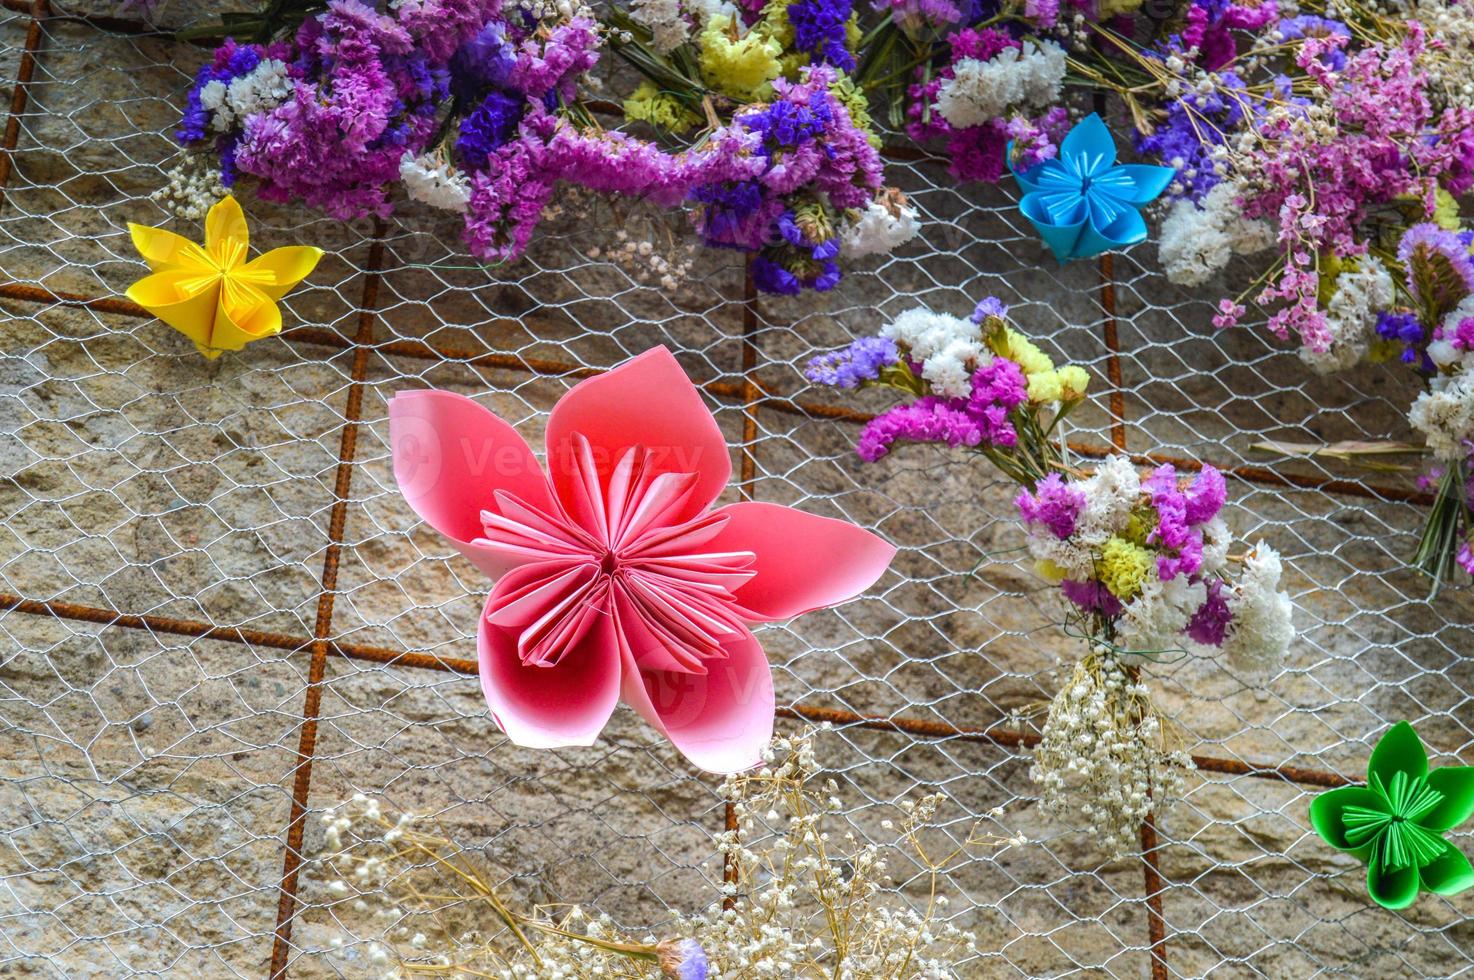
[1343,769,1447,871]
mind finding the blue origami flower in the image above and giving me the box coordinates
[1009,113,1175,263]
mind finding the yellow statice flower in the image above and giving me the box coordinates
[1027,370,1063,404]
[1099,536,1152,601]
[1096,0,1145,16]
[1057,364,1090,400]
[998,327,1055,377]
[698,15,783,102]
[623,81,701,135]
[1034,559,1068,584]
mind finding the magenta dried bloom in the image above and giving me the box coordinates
[1016,472,1086,540]
[1060,578,1124,617]
[856,398,984,461]
[1184,464,1227,525]
[1185,579,1232,646]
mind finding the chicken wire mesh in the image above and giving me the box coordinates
[1,2,1473,977]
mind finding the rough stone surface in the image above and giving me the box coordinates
[1,8,1473,979]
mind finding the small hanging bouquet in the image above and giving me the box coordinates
[605,0,918,291]
[806,299,1293,856]
[1073,3,1474,368]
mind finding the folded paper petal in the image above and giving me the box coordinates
[389,390,556,579]
[545,347,731,526]
[1369,721,1428,786]
[1059,112,1116,171]
[1419,842,1474,896]
[1367,855,1421,910]
[706,501,896,621]
[206,193,250,252]
[1309,786,1384,853]
[126,271,221,350]
[1113,164,1177,206]
[1019,195,1087,263]
[616,592,773,773]
[245,245,326,301]
[478,593,622,748]
[129,223,206,269]
[1073,209,1149,261]
[1423,766,1474,832]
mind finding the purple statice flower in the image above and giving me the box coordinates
[857,397,984,461]
[1144,463,1223,580]
[1015,472,1086,540]
[873,0,962,35]
[1185,579,1232,646]
[1276,15,1352,71]
[1375,310,1430,370]
[456,90,525,170]
[971,295,1009,323]
[789,0,855,71]
[1060,578,1124,617]
[1458,541,1474,577]
[753,256,803,294]
[1135,70,1248,201]
[1398,223,1474,313]
[464,137,553,262]
[394,0,503,64]
[450,20,516,101]
[177,38,280,145]
[805,336,900,388]
[510,17,600,103]
[657,939,709,980]
[1006,107,1068,172]
[1024,0,1058,27]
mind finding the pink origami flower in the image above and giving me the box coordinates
[388,347,896,773]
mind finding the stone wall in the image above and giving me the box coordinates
[1,3,1472,977]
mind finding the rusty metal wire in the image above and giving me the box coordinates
[2,3,1473,977]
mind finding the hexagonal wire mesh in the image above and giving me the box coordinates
[1,1,1473,976]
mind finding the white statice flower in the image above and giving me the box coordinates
[1299,257,1394,374]
[1156,180,1273,286]
[839,197,920,260]
[1221,545,1292,673]
[1031,646,1194,858]
[198,58,292,134]
[1119,575,1207,654]
[1410,366,1474,461]
[1197,514,1231,576]
[935,40,1066,128]
[1429,294,1474,370]
[400,153,472,213]
[630,0,690,52]
[880,308,984,398]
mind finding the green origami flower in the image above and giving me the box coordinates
[1309,721,1474,909]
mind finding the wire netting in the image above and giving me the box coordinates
[2,2,1473,976]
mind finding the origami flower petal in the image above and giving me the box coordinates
[389,390,556,579]
[1018,194,1087,264]
[1423,766,1474,832]
[205,193,250,252]
[129,223,207,269]
[706,501,895,621]
[1309,786,1384,853]
[1059,112,1117,173]
[242,245,325,302]
[1074,208,1149,261]
[1112,164,1177,206]
[1370,721,1428,786]
[1419,842,1474,896]
[478,592,622,748]
[1367,855,1421,910]
[544,347,731,527]
[125,270,221,350]
[204,294,283,359]
[616,593,774,773]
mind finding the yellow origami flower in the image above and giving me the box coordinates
[126,195,323,359]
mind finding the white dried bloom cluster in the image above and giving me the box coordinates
[935,40,1067,129]
[1221,545,1294,673]
[151,155,227,221]
[1023,454,1141,579]
[1299,257,1394,374]
[880,308,984,397]
[1410,366,1474,460]
[589,226,697,292]
[629,0,735,52]
[1156,181,1274,286]
[1031,646,1194,859]
[1417,0,1474,108]
[315,730,1013,978]
[399,153,471,213]
[1118,574,1207,654]
[840,194,921,260]
[1428,294,1474,370]
[198,58,291,133]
